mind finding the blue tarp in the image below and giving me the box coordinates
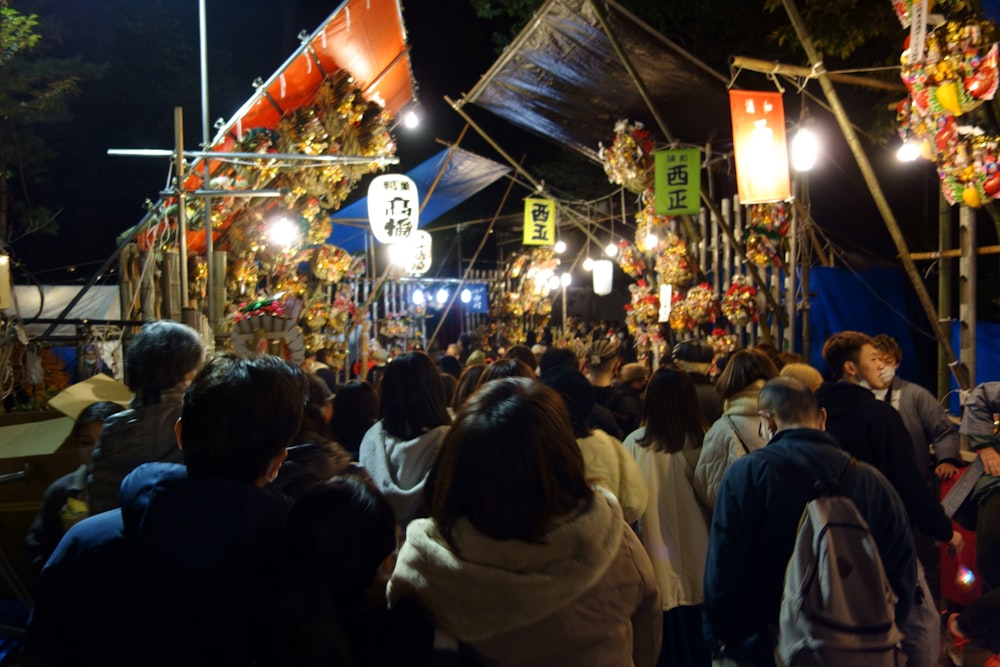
[950,320,1000,413]
[325,147,511,252]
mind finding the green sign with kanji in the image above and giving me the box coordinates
[654,149,700,215]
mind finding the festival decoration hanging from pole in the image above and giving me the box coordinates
[729,90,791,204]
[523,197,556,246]
[654,148,701,215]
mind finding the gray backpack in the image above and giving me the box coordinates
[777,495,904,667]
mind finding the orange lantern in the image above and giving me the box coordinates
[729,90,791,204]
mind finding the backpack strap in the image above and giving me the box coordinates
[726,416,752,456]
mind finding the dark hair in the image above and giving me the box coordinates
[180,354,305,483]
[537,347,578,374]
[125,320,205,397]
[475,358,536,388]
[750,343,784,370]
[330,381,379,457]
[758,376,819,425]
[76,401,122,429]
[440,373,458,407]
[451,363,487,411]
[872,334,902,365]
[715,349,779,399]
[379,352,451,440]
[821,331,873,380]
[538,366,594,438]
[638,367,707,453]
[285,476,397,604]
[426,378,592,544]
[315,348,332,365]
[438,354,463,379]
[503,344,537,371]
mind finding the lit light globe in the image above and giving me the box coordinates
[554,240,567,254]
[583,257,595,271]
[644,233,659,249]
[435,288,449,305]
[791,128,819,172]
[605,242,619,258]
[560,272,572,287]
[897,141,921,162]
[412,290,425,306]
[387,242,416,268]
[403,111,419,129]
[460,288,472,303]
[547,275,560,290]
[267,217,300,248]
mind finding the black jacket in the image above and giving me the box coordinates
[816,381,952,542]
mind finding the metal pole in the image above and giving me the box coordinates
[173,107,190,309]
[780,0,968,391]
[959,206,976,391]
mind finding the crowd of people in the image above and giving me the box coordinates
[18,320,1000,666]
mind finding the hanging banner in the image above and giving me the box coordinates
[654,149,700,215]
[368,174,419,244]
[523,197,556,246]
[409,230,432,276]
[593,259,614,296]
[729,90,791,204]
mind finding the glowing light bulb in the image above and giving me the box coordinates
[403,111,419,129]
[554,240,567,254]
[460,288,472,303]
[791,128,818,172]
[560,272,572,287]
[644,233,659,249]
[412,290,425,305]
[435,288,448,305]
[605,243,619,258]
[267,217,300,248]
[897,141,920,162]
[583,257,595,271]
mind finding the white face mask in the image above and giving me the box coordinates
[880,366,896,385]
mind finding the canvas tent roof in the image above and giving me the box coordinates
[327,147,512,252]
[459,0,734,162]
[4,286,120,337]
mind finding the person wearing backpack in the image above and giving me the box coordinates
[704,377,917,667]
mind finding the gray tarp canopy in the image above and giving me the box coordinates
[459,0,735,161]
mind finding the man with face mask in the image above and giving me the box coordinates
[816,330,961,667]
[872,334,961,482]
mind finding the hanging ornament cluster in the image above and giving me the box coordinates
[623,279,664,366]
[615,240,647,279]
[380,315,413,339]
[655,233,695,286]
[744,203,789,267]
[896,14,1000,206]
[492,248,560,347]
[684,282,718,325]
[668,292,695,333]
[598,120,655,194]
[634,188,672,253]
[720,275,759,326]
[707,328,738,356]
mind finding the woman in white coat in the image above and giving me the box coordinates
[693,349,778,511]
[622,366,710,667]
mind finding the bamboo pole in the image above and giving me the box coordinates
[780,0,969,391]
[730,56,905,93]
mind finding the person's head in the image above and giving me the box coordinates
[372,348,389,366]
[537,347,578,374]
[757,376,826,438]
[751,343,784,370]
[617,362,648,391]
[284,475,398,609]
[638,366,708,453]
[445,343,461,359]
[539,366,595,438]
[465,349,486,367]
[426,378,592,544]
[872,334,902,368]
[67,401,122,450]
[714,348,779,400]
[585,338,620,383]
[821,330,884,388]
[330,380,379,456]
[315,348,332,366]
[779,363,824,392]
[304,373,335,425]
[671,340,714,377]
[125,321,205,398]
[438,354,463,379]
[378,351,451,440]
[504,344,538,371]
[476,358,536,388]
[451,363,488,411]
[178,354,305,485]
[440,372,458,406]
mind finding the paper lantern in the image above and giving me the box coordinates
[729,90,790,204]
[593,259,614,296]
[367,174,419,244]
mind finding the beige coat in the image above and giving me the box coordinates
[389,487,662,667]
[693,380,767,510]
[576,428,648,523]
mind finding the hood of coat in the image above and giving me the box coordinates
[119,462,289,576]
[389,486,625,642]
[722,379,765,416]
[760,428,848,492]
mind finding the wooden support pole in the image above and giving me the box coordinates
[729,56,906,92]
[939,193,953,399]
[959,206,976,391]
[780,0,968,391]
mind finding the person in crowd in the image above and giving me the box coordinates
[945,381,1000,665]
[25,354,306,667]
[504,344,538,372]
[871,334,961,481]
[451,363,488,414]
[476,358,536,388]
[313,347,338,393]
[695,349,778,510]
[539,349,622,439]
[366,347,390,388]
[266,475,434,667]
[539,366,647,523]
[440,372,459,408]
[538,346,578,374]
[329,380,378,461]
[359,351,451,527]
[530,343,547,360]
[583,338,621,408]
[704,377,917,667]
[622,366,712,667]
[389,377,662,665]
[778,362,823,391]
[816,330,958,667]
[26,401,123,572]
[272,374,354,500]
[750,343,784,371]
[438,352,463,380]
[465,348,487,367]
[607,362,647,437]
[672,340,722,424]
[88,320,205,515]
